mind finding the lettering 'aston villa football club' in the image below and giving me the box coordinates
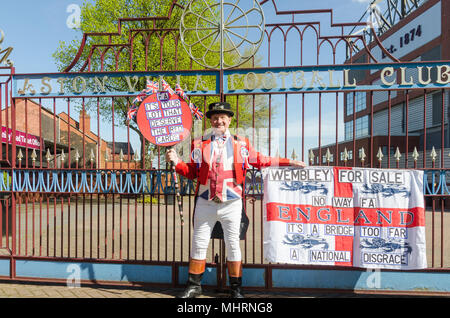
[262,166,426,270]
[12,62,450,98]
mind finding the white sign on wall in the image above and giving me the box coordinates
[371,1,441,63]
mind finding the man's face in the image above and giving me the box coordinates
[210,113,232,135]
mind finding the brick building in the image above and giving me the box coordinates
[1,99,136,169]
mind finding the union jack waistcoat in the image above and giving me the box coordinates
[175,133,291,196]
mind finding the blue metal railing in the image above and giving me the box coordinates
[2,169,196,195]
[1,168,448,197]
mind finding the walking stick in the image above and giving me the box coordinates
[168,145,184,226]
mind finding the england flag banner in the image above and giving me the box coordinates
[262,167,427,270]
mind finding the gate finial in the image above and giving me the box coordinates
[90,149,95,163]
[412,147,419,162]
[342,147,349,163]
[291,148,297,161]
[46,148,52,163]
[359,147,366,163]
[376,147,383,162]
[309,149,314,165]
[31,149,37,163]
[17,149,23,162]
[394,147,401,162]
[430,146,437,162]
[325,148,331,163]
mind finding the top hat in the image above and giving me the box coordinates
[205,102,234,118]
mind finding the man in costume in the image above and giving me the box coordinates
[166,101,306,298]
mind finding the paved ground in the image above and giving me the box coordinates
[0,280,446,298]
[0,280,320,298]
[2,282,441,318]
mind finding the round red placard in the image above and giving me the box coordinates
[136,92,193,147]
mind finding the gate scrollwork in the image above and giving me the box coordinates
[0,29,14,67]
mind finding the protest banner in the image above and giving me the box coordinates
[262,166,426,269]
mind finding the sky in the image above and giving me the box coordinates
[0,0,377,162]
[1,0,373,73]
[0,0,87,74]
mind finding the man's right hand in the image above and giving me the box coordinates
[165,148,179,165]
[289,159,306,168]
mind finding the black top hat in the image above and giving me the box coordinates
[205,102,234,118]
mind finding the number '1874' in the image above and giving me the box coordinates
[399,24,422,48]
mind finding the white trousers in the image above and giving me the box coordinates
[191,197,242,262]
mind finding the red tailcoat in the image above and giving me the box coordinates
[175,134,290,193]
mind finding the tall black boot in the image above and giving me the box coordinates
[177,273,203,298]
[229,276,244,298]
